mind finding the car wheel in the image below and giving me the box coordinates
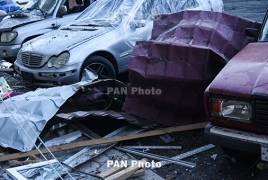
[81,55,116,80]
[221,146,259,161]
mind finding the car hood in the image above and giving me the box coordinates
[0,13,43,32]
[209,42,268,98]
[22,26,114,55]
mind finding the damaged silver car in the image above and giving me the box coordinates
[0,0,94,61]
[14,0,223,86]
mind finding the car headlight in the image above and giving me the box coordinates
[17,48,22,61]
[210,98,251,122]
[47,52,70,68]
[1,32,17,42]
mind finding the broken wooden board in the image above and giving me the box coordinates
[106,158,148,180]
[0,122,207,162]
[98,165,145,178]
[165,174,177,180]
[129,169,145,178]
[98,166,126,178]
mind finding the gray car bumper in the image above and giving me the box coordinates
[14,59,82,86]
[0,44,20,60]
[204,123,268,161]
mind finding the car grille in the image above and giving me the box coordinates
[22,53,42,67]
[255,100,268,130]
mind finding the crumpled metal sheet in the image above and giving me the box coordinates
[122,10,261,126]
[56,110,164,129]
[0,80,96,152]
[76,0,223,47]
[57,110,135,120]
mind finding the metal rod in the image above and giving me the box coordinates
[0,68,13,72]
[122,146,182,150]
[115,147,196,168]
[159,144,215,166]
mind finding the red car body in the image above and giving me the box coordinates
[204,12,268,161]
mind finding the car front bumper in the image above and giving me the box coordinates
[14,59,82,86]
[0,44,21,60]
[204,123,268,162]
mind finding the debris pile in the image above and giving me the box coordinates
[2,121,215,180]
[0,9,263,180]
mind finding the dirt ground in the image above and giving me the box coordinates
[1,0,268,179]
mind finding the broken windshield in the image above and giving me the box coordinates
[23,0,59,15]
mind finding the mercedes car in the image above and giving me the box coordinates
[14,0,223,86]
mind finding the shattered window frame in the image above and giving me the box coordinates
[6,159,62,180]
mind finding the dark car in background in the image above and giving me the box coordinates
[0,0,94,61]
[0,0,20,21]
[204,11,268,161]
[0,0,21,13]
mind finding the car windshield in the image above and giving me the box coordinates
[22,0,59,15]
[258,15,268,42]
[67,0,221,47]
[74,0,200,26]
[74,0,133,26]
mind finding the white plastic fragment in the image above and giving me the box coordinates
[211,154,217,160]
[159,134,174,143]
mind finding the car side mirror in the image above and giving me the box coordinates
[130,20,145,29]
[59,5,67,16]
[245,28,259,37]
[0,10,7,16]
[0,10,6,21]
[76,0,84,5]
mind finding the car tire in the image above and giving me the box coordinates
[221,146,259,162]
[81,55,116,80]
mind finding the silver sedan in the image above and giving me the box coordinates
[14,0,223,86]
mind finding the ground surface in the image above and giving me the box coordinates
[1,0,268,179]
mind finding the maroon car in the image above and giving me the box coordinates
[204,11,268,161]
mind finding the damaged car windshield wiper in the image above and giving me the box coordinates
[60,27,98,31]
[71,22,112,27]
[61,24,98,31]
[27,6,47,18]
